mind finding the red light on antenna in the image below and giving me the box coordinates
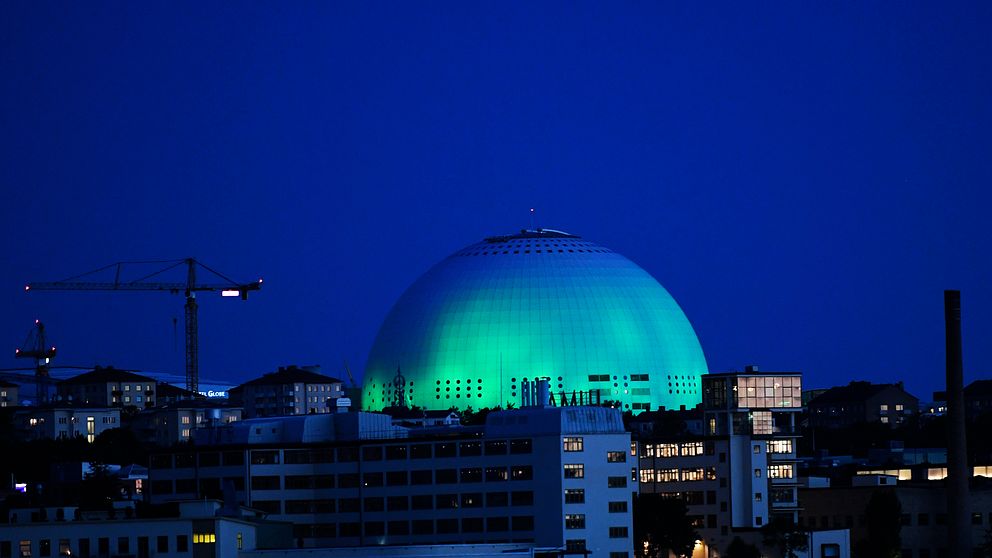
[35,319,40,324]
[24,285,30,291]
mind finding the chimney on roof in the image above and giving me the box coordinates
[944,290,971,556]
[744,365,759,373]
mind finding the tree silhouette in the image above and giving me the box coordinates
[633,493,698,558]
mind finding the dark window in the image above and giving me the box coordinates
[918,513,930,526]
[565,489,585,504]
[608,501,628,513]
[412,519,433,534]
[437,518,458,534]
[487,492,509,507]
[386,445,407,460]
[565,514,586,529]
[339,523,360,537]
[609,526,629,538]
[198,452,220,467]
[78,539,90,558]
[462,493,483,508]
[436,494,459,509]
[283,449,311,464]
[435,442,456,457]
[386,471,408,486]
[223,451,244,465]
[512,491,534,506]
[411,470,432,485]
[40,540,51,557]
[364,522,385,537]
[511,466,533,481]
[411,444,432,459]
[567,540,587,552]
[175,479,195,493]
[337,447,359,462]
[461,467,483,483]
[387,496,409,511]
[363,472,384,487]
[364,497,384,512]
[512,516,535,531]
[117,538,129,555]
[436,469,457,484]
[362,446,383,461]
[250,450,278,465]
[338,498,360,513]
[510,439,533,454]
[151,480,173,494]
[151,454,173,469]
[137,537,148,558]
[412,495,433,510]
[487,517,509,532]
[388,520,409,535]
[608,476,627,488]
[974,513,984,525]
[486,440,508,455]
[463,517,484,532]
[312,449,334,463]
[338,473,359,488]
[251,476,280,490]
[460,441,482,456]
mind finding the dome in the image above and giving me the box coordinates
[362,229,708,413]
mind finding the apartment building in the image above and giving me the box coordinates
[635,366,804,556]
[807,381,919,429]
[15,405,121,441]
[57,366,158,408]
[0,500,291,558]
[147,406,634,558]
[229,366,344,418]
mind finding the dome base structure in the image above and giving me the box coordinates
[363,229,708,414]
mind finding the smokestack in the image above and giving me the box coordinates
[944,290,971,556]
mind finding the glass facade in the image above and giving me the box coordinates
[363,231,708,413]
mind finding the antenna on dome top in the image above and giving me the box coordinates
[529,208,535,231]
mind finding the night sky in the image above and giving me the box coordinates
[2,2,990,401]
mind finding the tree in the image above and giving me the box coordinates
[857,489,902,558]
[633,493,698,558]
[761,520,809,558]
[725,537,761,558]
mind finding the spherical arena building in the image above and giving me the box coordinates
[362,229,707,414]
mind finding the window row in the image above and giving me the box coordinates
[277,516,537,538]
[639,467,718,483]
[2,534,194,558]
[639,441,707,458]
[259,491,537,514]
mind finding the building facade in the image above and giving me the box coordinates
[57,366,158,408]
[807,381,919,429]
[1,500,291,558]
[230,366,344,418]
[15,405,121,441]
[132,402,243,446]
[147,406,634,558]
[635,367,803,556]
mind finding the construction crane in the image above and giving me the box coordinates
[26,258,262,394]
[14,320,57,404]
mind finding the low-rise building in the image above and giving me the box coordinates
[147,405,634,558]
[131,401,243,446]
[807,381,919,429]
[965,379,992,420]
[0,380,19,407]
[229,366,344,418]
[15,405,121,441]
[0,500,292,558]
[57,366,158,408]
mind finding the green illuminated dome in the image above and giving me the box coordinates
[363,229,707,413]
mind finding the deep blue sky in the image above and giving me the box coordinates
[2,2,990,401]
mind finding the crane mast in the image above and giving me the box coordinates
[26,258,261,394]
[14,320,57,404]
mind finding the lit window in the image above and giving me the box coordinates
[659,444,678,457]
[564,464,585,479]
[181,429,190,438]
[563,437,584,452]
[658,469,679,482]
[181,416,190,424]
[768,465,794,479]
[607,451,626,463]
[767,440,793,454]
[879,404,888,412]
[896,404,904,411]
[192,533,216,544]
[680,442,704,456]
[564,514,586,529]
[125,385,130,391]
